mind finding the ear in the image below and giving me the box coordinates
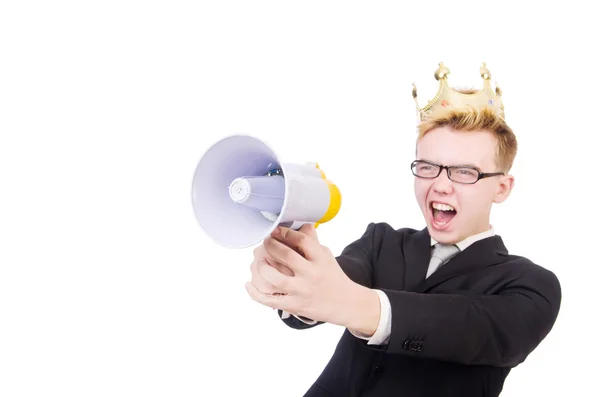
[493,174,515,204]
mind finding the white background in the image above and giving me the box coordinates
[1,1,597,396]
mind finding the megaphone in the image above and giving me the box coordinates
[191,134,342,248]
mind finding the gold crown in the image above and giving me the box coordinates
[412,62,504,122]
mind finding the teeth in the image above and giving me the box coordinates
[432,202,455,212]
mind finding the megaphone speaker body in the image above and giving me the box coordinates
[192,134,341,248]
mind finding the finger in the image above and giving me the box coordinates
[271,226,321,261]
[263,235,309,274]
[250,273,278,295]
[245,282,290,311]
[253,244,270,261]
[250,259,279,294]
[266,258,294,277]
[254,244,293,275]
[298,223,319,242]
[258,261,296,293]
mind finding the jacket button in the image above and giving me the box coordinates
[409,341,418,351]
[403,340,411,350]
[374,366,383,375]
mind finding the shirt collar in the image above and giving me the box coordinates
[431,226,496,251]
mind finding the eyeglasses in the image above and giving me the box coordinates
[410,160,504,184]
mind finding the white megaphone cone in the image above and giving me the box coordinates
[191,134,341,248]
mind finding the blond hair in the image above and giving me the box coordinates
[417,106,518,173]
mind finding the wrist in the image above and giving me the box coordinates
[343,283,381,337]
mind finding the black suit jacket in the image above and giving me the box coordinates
[278,222,562,397]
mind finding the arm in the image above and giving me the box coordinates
[359,265,562,367]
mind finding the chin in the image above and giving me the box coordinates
[427,227,460,244]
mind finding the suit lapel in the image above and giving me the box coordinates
[415,235,509,293]
[402,227,433,291]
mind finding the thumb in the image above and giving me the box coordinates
[298,223,319,242]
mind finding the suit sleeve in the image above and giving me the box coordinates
[370,265,561,367]
[277,222,378,330]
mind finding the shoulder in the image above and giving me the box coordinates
[345,222,425,255]
[360,221,422,239]
[497,250,562,297]
[340,221,420,249]
[367,221,428,249]
[499,248,557,276]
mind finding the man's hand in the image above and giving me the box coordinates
[245,224,380,335]
[249,238,296,297]
[249,223,320,297]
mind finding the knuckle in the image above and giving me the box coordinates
[253,245,266,258]
[260,285,277,295]
[263,239,274,253]
[252,276,275,293]
[257,261,269,277]
[256,257,268,267]
[274,275,289,290]
[305,267,319,282]
[270,279,283,291]
[251,258,266,273]
[296,233,308,246]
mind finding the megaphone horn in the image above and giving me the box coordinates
[191,134,341,248]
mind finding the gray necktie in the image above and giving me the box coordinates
[426,243,460,278]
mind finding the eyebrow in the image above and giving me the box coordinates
[419,159,482,169]
[455,163,481,169]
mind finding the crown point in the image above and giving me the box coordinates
[434,63,450,81]
[495,82,502,96]
[412,83,417,98]
[480,63,491,80]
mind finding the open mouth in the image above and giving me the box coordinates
[430,202,457,228]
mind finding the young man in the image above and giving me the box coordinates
[245,63,562,397]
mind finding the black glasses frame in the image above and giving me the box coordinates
[410,160,504,184]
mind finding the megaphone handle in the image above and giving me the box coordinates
[287,220,315,231]
[275,222,314,258]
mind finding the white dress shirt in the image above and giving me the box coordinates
[281,226,496,344]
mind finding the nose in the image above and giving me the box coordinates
[432,169,454,195]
